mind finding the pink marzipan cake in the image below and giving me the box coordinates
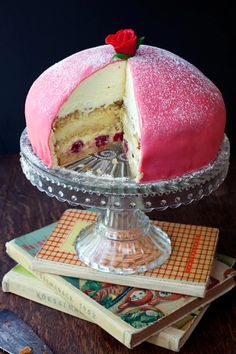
[25,44,226,182]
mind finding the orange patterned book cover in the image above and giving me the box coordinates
[31,209,219,297]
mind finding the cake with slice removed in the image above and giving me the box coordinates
[25,31,226,183]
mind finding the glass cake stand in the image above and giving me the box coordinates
[20,129,230,274]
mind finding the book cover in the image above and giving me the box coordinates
[5,223,235,349]
[2,264,209,352]
[31,209,219,297]
[2,265,88,322]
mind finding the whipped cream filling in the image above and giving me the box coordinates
[57,61,141,137]
[123,65,141,136]
[58,61,127,117]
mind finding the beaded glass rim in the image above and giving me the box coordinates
[20,129,229,209]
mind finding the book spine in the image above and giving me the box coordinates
[2,270,89,321]
[31,259,206,297]
[6,241,134,348]
[148,307,209,351]
[148,326,182,351]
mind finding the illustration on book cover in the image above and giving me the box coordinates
[66,278,186,329]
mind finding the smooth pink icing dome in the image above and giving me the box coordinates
[25,45,226,182]
[128,46,226,181]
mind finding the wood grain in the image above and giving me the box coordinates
[0,155,235,354]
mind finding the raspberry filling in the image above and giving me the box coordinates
[70,140,84,153]
[95,135,109,147]
[113,132,124,142]
[123,139,129,153]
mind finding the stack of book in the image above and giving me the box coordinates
[2,209,236,351]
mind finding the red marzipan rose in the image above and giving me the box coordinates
[105,29,138,56]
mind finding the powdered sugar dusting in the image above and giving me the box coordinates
[130,45,223,136]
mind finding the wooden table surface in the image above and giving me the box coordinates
[0,154,235,354]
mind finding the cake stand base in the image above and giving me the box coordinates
[75,209,171,274]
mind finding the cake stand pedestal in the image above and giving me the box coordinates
[20,129,230,274]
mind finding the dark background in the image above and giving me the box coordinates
[0,1,235,155]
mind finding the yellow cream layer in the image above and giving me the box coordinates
[54,103,122,140]
[52,103,124,165]
[58,61,127,117]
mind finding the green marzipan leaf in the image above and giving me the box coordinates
[137,36,145,49]
[112,53,131,60]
